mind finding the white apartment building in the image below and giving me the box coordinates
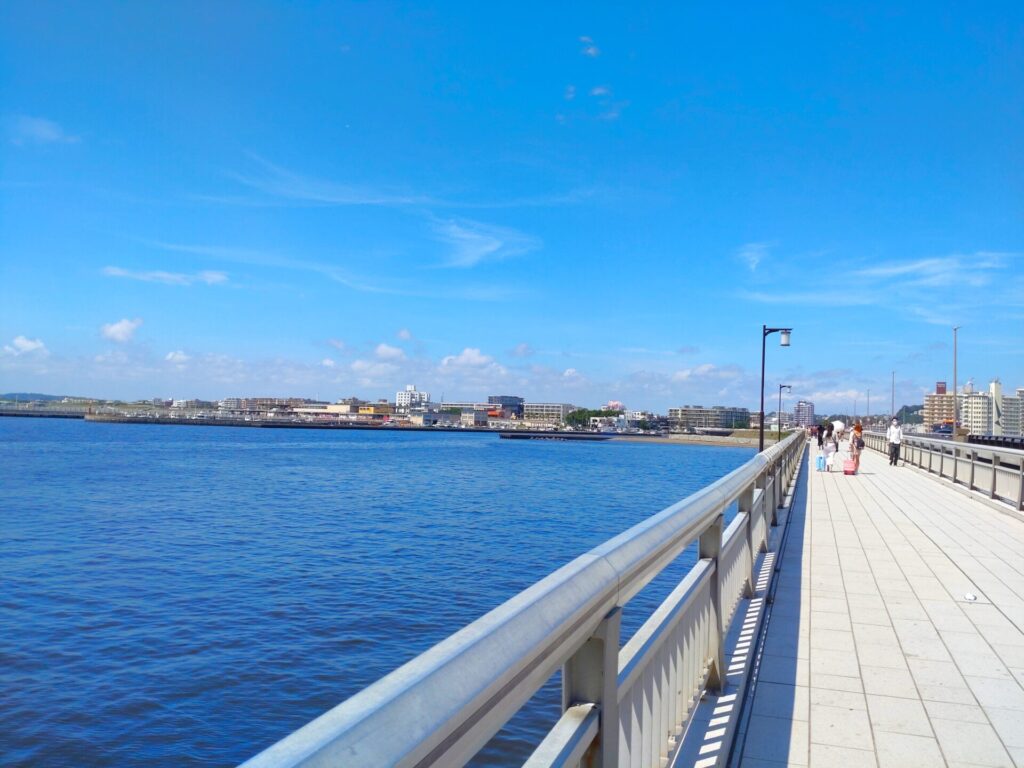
[395,385,431,411]
[793,400,815,427]
[951,380,1024,436]
[523,402,578,424]
[1004,388,1024,437]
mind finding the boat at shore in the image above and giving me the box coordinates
[498,430,614,441]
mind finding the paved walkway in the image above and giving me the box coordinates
[736,446,1024,768]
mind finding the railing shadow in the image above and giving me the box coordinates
[735,446,810,764]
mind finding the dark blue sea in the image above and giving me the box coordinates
[0,418,753,766]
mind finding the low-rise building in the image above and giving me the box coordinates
[522,402,579,425]
[668,405,750,430]
[396,385,431,412]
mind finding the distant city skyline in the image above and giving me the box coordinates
[2,3,1022,411]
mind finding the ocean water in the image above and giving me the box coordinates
[0,418,754,766]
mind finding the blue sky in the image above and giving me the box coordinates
[2,2,1022,412]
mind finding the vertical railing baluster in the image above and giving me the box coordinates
[740,484,756,599]
[699,515,726,694]
[562,607,621,768]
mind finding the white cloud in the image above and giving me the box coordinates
[375,343,406,361]
[165,350,190,364]
[737,242,770,272]
[103,266,228,286]
[590,86,611,97]
[563,367,580,378]
[672,363,741,382]
[2,335,48,356]
[101,318,142,343]
[579,38,600,57]
[564,85,576,100]
[327,338,348,352]
[432,218,540,268]
[511,342,534,358]
[8,115,79,146]
[321,358,336,368]
[397,328,413,340]
[441,348,494,368]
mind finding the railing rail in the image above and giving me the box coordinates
[241,431,806,768]
[864,431,1024,511]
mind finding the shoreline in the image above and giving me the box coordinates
[1,411,787,448]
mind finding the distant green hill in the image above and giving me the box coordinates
[897,404,924,424]
[0,393,68,402]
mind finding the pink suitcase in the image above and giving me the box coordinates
[843,459,856,475]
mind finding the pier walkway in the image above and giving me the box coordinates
[734,447,1024,767]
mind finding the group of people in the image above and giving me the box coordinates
[815,417,904,474]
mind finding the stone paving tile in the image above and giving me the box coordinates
[809,703,873,750]
[810,647,860,678]
[752,682,810,721]
[810,610,851,631]
[759,654,810,687]
[874,731,947,768]
[808,743,877,767]
[810,686,866,710]
[923,699,991,724]
[986,707,1024,750]
[861,665,919,699]
[809,628,856,652]
[811,672,865,693]
[931,717,1014,766]
[964,675,1024,711]
[743,715,809,765]
[866,694,933,737]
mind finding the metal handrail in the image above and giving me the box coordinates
[241,431,806,768]
[864,431,1024,511]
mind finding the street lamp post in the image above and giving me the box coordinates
[778,384,792,443]
[953,326,961,431]
[760,325,792,452]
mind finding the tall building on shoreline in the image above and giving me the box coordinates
[793,400,815,427]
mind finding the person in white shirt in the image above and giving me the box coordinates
[886,418,903,466]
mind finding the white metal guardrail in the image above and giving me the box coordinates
[241,431,805,768]
[865,432,1024,511]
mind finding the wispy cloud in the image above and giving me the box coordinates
[101,318,142,343]
[564,85,576,100]
[579,36,600,57]
[854,252,1012,288]
[511,342,535,358]
[740,290,871,306]
[104,266,228,286]
[737,242,770,272]
[7,115,79,146]
[431,218,540,268]
[225,155,433,207]
[396,328,413,341]
[2,335,48,357]
[165,350,190,365]
[590,86,610,97]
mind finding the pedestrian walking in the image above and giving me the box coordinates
[850,422,864,474]
[823,424,838,471]
[886,417,903,466]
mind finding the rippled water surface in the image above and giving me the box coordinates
[1,418,754,766]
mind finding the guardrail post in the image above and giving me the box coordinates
[991,454,1001,500]
[952,444,959,485]
[741,485,756,598]
[1018,460,1024,512]
[969,449,976,492]
[562,607,621,768]
[700,514,726,694]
